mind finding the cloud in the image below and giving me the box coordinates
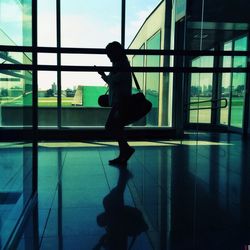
[125,7,153,47]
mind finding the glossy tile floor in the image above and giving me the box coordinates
[7,133,250,249]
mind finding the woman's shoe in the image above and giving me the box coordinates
[109,157,123,165]
[109,147,135,166]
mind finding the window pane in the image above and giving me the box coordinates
[38,0,56,47]
[0,0,32,46]
[38,71,58,127]
[146,32,161,126]
[61,0,121,48]
[220,41,232,125]
[61,54,110,66]
[61,72,109,127]
[230,36,247,128]
[0,51,32,65]
[0,70,32,127]
[38,53,57,65]
[189,56,214,123]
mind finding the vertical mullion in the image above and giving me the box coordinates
[243,33,250,136]
[57,0,62,128]
[32,0,38,196]
[212,45,220,125]
[121,0,126,47]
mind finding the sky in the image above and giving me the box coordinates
[1,0,161,90]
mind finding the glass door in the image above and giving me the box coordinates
[189,55,214,124]
[219,36,248,130]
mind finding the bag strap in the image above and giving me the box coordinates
[131,72,142,92]
[128,236,137,250]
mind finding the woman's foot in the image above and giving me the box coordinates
[109,147,135,166]
[109,157,123,165]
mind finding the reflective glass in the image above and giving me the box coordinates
[0,70,32,127]
[220,42,232,125]
[61,72,110,127]
[146,32,161,126]
[230,37,247,128]
[38,0,56,47]
[61,54,110,67]
[0,52,32,65]
[38,71,58,127]
[0,0,32,46]
[38,53,57,65]
[189,56,214,123]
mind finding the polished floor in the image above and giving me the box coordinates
[2,132,250,249]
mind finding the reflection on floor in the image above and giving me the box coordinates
[3,132,250,249]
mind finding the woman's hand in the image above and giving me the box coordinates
[94,65,105,77]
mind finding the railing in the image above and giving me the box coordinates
[185,97,228,111]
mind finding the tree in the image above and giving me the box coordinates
[45,89,54,97]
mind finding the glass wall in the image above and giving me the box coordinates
[38,0,56,47]
[0,70,33,127]
[0,0,33,128]
[146,31,161,126]
[1,0,173,129]
[219,36,248,129]
[189,56,214,123]
[38,71,58,127]
[0,0,32,46]
[230,36,247,128]
[128,1,172,127]
[220,42,232,125]
[61,0,121,48]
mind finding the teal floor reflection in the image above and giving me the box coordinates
[0,142,33,249]
[12,134,250,249]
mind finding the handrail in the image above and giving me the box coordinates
[186,97,228,111]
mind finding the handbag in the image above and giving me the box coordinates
[123,72,152,125]
[98,89,110,107]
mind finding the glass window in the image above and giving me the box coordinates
[220,41,232,125]
[0,0,32,46]
[230,36,247,128]
[132,44,145,91]
[61,0,121,48]
[61,72,110,127]
[189,56,214,123]
[145,31,161,126]
[38,71,58,127]
[38,0,57,47]
[0,70,32,127]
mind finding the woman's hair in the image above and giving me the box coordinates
[106,41,127,62]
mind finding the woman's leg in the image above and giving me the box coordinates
[105,105,134,164]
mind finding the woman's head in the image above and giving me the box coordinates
[106,41,126,62]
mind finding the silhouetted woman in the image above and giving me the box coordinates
[98,41,135,165]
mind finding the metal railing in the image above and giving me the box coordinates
[186,97,228,110]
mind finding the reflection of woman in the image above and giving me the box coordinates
[93,168,148,250]
[98,41,135,165]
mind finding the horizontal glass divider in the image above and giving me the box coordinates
[0,45,250,56]
[1,64,250,73]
